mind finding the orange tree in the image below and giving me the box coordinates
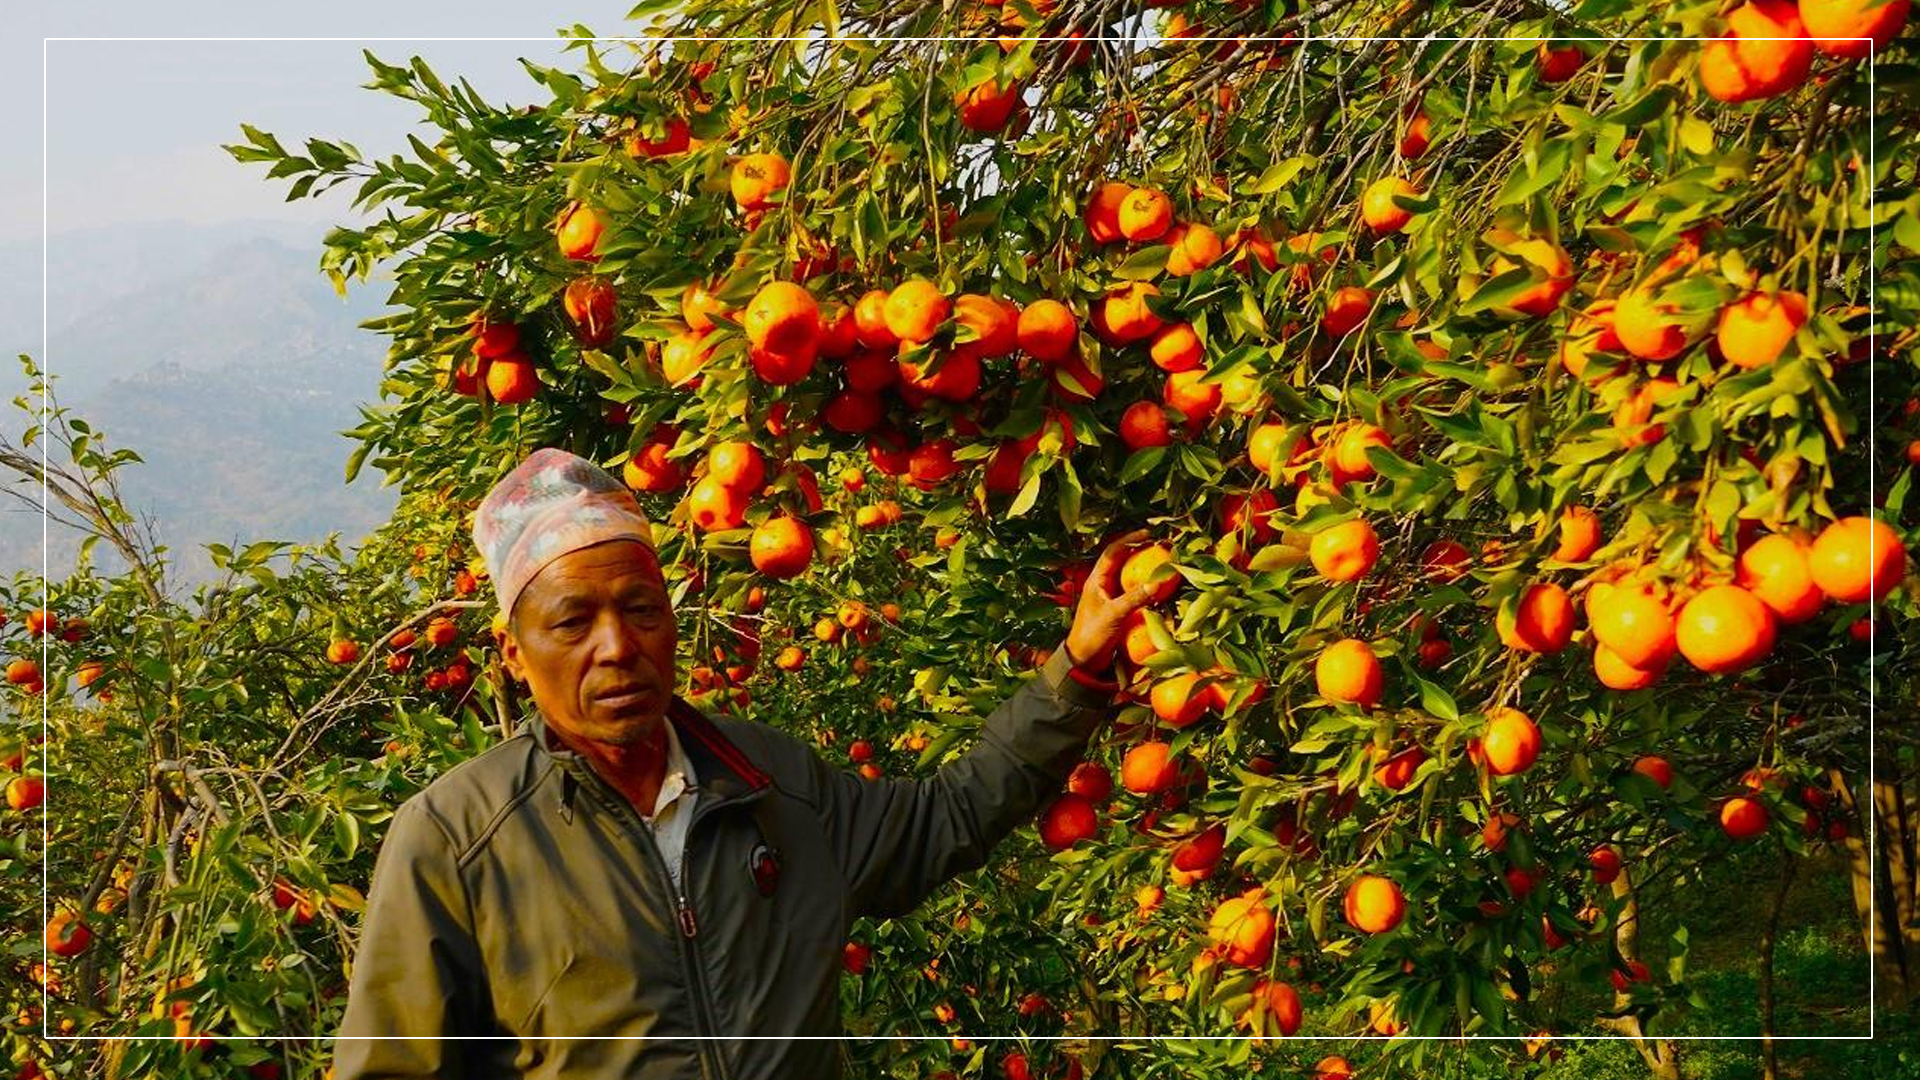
[8,0,1920,1075]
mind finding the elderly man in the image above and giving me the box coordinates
[334,448,1156,1079]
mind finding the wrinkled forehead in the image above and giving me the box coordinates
[516,540,671,612]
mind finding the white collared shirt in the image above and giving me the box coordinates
[646,719,698,893]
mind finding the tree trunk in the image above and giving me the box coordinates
[1831,767,1916,1010]
[1603,867,1685,1080]
[1760,850,1798,1080]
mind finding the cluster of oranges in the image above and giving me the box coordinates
[4,607,102,700]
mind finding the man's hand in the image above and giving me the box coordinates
[1064,529,1163,673]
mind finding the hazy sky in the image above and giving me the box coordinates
[11,1,643,244]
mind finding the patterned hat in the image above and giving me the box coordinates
[471,448,656,620]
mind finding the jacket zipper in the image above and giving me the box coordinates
[575,764,734,1080]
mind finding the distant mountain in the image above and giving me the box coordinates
[0,222,401,589]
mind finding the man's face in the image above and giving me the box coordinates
[500,540,678,747]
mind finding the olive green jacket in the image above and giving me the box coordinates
[333,647,1114,1079]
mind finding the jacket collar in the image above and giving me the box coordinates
[524,698,772,813]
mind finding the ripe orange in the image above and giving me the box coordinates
[1240,979,1302,1040]
[1343,874,1406,933]
[1589,584,1676,668]
[1481,811,1522,851]
[1612,377,1682,447]
[707,442,767,493]
[626,116,690,157]
[1315,639,1383,708]
[1119,186,1173,241]
[897,349,982,402]
[1420,539,1471,582]
[1801,0,1911,57]
[325,640,360,666]
[1097,282,1164,344]
[1208,888,1276,968]
[1808,516,1906,603]
[1736,535,1825,622]
[1166,222,1224,275]
[750,339,817,386]
[688,476,749,532]
[1149,322,1203,373]
[955,77,1021,133]
[1247,421,1299,477]
[749,516,815,579]
[1490,239,1574,317]
[1016,299,1078,361]
[1399,111,1432,159]
[1482,706,1542,776]
[1594,642,1666,690]
[1717,291,1807,369]
[1120,742,1180,794]
[1538,42,1585,82]
[1633,755,1675,789]
[1327,423,1392,485]
[815,301,857,358]
[953,293,1017,357]
[1361,177,1419,233]
[1229,228,1280,274]
[885,279,951,344]
[1310,519,1380,582]
[1554,505,1603,562]
[1560,300,1623,381]
[1119,544,1181,604]
[661,328,715,388]
[1162,369,1222,429]
[485,357,540,405]
[563,277,618,347]
[555,202,606,262]
[1151,673,1211,728]
[1700,1,1814,103]
[1675,584,1777,673]
[1315,1055,1355,1080]
[823,390,884,434]
[743,281,820,356]
[908,439,961,491]
[681,281,726,331]
[1614,289,1697,361]
[5,659,39,685]
[1220,489,1280,544]
[1120,401,1173,450]
[1500,582,1575,653]
[1085,181,1133,243]
[1720,796,1769,840]
[852,289,898,349]
[1373,746,1427,790]
[730,152,791,210]
[45,912,91,958]
[1038,794,1099,849]
[7,775,44,811]
[1322,287,1375,336]
[1067,761,1113,802]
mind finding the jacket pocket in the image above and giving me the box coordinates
[515,951,579,1034]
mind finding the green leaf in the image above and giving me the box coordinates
[1494,139,1572,207]
[1244,156,1314,195]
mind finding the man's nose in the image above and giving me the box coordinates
[589,609,643,663]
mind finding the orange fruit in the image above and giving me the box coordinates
[1594,642,1666,690]
[1315,1056,1355,1080]
[1614,288,1698,361]
[1420,540,1471,582]
[1327,423,1392,485]
[1633,755,1675,789]
[1717,291,1807,369]
[1737,535,1825,622]
[1310,519,1380,582]
[1149,322,1204,373]
[1016,299,1078,361]
[45,912,91,959]
[1538,42,1586,82]
[562,277,618,347]
[471,318,521,360]
[1373,746,1427,790]
[1801,0,1911,57]
[742,281,820,356]
[1700,1,1815,103]
[1322,287,1375,336]
[749,516,815,579]
[1553,505,1603,562]
[661,329,715,388]
[1589,583,1676,668]
[1038,794,1099,849]
[1316,639,1383,708]
[1720,796,1770,840]
[1208,888,1276,968]
[1151,673,1211,728]
[707,442,766,493]
[688,476,750,532]
[485,357,540,404]
[555,202,606,262]
[1120,742,1180,794]
[955,77,1021,132]
[1560,300,1624,381]
[1360,177,1419,233]
[1166,223,1224,275]
[681,282,727,332]
[853,289,898,349]
[730,152,791,210]
[5,659,40,685]
[1097,282,1164,344]
[1163,369,1222,429]
[908,439,961,490]
[1120,544,1181,604]
[1481,706,1542,776]
[1675,584,1777,673]
[1612,377,1683,447]
[1085,181,1133,243]
[1247,421,1299,477]
[885,279,951,344]
[1230,228,1281,274]
[1220,489,1280,544]
[1399,111,1432,159]
[1490,239,1574,317]
[1808,516,1906,603]
[897,348,982,402]
[953,293,1017,357]
[1120,401,1173,450]
[626,116,690,157]
[1119,187,1173,241]
[1240,979,1302,1040]
[1343,874,1405,933]
[1500,582,1575,653]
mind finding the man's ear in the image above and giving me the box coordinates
[499,626,527,684]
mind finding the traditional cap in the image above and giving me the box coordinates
[471,448,655,620]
